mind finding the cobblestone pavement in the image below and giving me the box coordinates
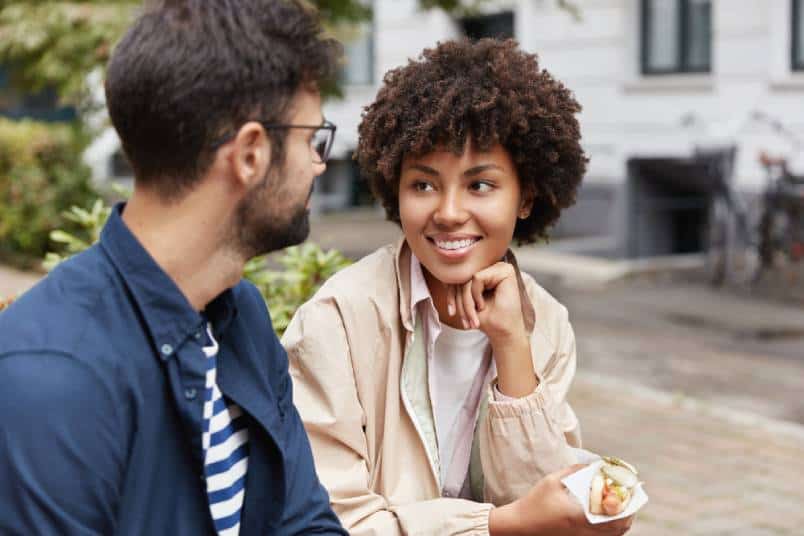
[571,373,804,536]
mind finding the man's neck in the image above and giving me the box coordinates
[122,188,244,312]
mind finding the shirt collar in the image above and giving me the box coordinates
[409,252,434,326]
[99,202,237,358]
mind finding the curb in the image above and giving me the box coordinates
[512,247,704,288]
[575,371,804,443]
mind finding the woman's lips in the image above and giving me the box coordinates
[427,236,481,259]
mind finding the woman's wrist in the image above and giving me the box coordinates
[488,503,517,536]
[491,335,538,398]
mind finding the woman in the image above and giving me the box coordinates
[283,39,632,536]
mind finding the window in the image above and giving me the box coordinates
[340,23,374,86]
[641,0,711,75]
[460,11,514,40]
[0,67,75,121]
[794,0,804,71]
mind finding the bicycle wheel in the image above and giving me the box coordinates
[704,197,729,286]
[725,196,763,286]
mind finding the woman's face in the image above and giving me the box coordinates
[399,141,531,285]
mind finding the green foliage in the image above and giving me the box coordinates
[0,117,96,266]
[43,197,111,271]
[41,197,351,336]
[244,243,351,336]
[0,1,137,110]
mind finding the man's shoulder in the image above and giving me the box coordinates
[0,246,122,359]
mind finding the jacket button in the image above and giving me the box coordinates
[161,344,174,356]
[184,387,198,400]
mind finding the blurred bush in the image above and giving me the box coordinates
[0,117,95,267]
[245,244,351,336]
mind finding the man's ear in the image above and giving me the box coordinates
[228,122,272,189]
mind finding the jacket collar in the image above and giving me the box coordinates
[99,202,237,358]
[393,238,535,334]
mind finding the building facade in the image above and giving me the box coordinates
[320,0,804,257]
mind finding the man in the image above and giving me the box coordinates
[0,1,346,534]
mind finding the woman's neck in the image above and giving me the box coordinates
[422,268,465,330]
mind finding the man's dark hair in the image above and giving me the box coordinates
[356,38,587,244]
[105,0,341,199]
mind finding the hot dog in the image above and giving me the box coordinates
[589,457,638,516]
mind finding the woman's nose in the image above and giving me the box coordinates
[432,190,469,227]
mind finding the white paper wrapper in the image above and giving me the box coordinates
[561,460,649,524]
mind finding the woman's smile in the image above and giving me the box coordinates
[427,234,483,259]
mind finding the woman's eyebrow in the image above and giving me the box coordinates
[464,164,502,176]
[407,164,440,176]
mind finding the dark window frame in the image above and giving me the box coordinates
[640,0,712,75]
[459,11,515,41]
[794,0,804,71]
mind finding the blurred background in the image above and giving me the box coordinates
[1,1,803,534]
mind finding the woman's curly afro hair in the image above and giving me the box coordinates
[355,38,587,244]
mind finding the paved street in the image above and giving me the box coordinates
[571,374,804,536]
[3,209,803,534]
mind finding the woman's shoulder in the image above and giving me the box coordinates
[292,243,401,326]
[519,271,571,340]
[317,243,398,297]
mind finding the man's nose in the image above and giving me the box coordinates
[432,190,469,226]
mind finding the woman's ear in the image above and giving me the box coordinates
[519,188,536,219]
[228,121,272,189]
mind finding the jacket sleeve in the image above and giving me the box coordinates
[283,298,493,536]
[479,301,582,506]
[0,351,124,535]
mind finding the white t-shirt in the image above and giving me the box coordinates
[431,324,489,486]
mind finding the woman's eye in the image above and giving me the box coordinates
[413,181,434,192]
[471,181,494,193]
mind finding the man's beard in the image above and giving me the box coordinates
[233,169,312,258]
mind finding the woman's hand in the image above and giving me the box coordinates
[488,465,635,536]
[446,261,525,343]
[446,261,537,397]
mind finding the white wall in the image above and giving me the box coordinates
[325,0,804,195]
[87,0,804,198]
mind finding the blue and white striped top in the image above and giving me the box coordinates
[202,323,249,536]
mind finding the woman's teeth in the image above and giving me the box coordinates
[435,238,477,250]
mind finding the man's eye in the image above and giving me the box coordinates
[471,181,494,193]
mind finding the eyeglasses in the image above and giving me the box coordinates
[210,120,337,164]
[260,120,337,164]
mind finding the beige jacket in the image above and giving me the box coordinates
[283,240,581,535]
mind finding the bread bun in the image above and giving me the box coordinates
[589,473,604,515]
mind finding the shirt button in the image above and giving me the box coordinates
[184,387,198,400]
[161,343,174,356]
[194,331,203,340]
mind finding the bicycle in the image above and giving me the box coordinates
[703,111,804,287]
[756,150,804,283]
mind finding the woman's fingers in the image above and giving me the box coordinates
[473,262,515,294]
[470,276,486,312]
[462,282,479,329]
[453,284,468,329]
[446,284,457,317]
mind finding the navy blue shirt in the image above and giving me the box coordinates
[0,204,345,535]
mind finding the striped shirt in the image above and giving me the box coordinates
[202,323,249,536]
